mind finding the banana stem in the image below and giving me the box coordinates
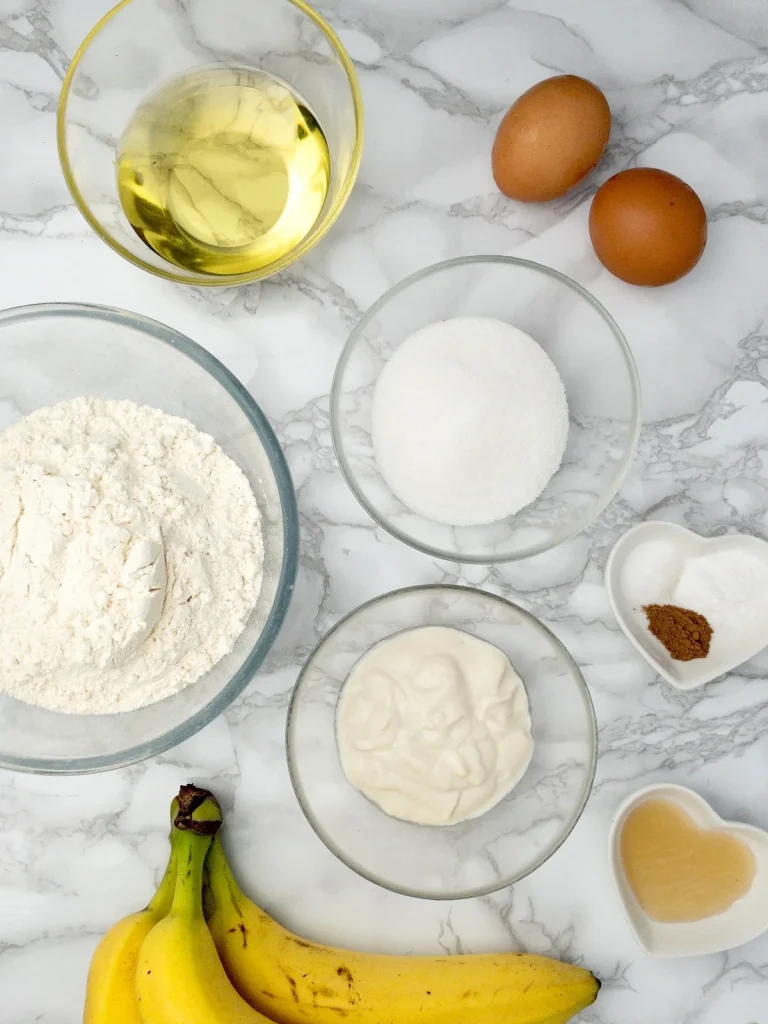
[171,828,214,919]
[207,837,241,898]
[168,786,223,920]
[204,835,248,923]
[173,784,223,835]
[146,845,178,917]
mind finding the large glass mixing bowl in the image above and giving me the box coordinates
[0,303,298,774]
[331,256,641,563]
[57,0,363,286]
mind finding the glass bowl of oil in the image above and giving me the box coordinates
[57,0,363,286]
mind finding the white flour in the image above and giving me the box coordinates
[0,397,264,714]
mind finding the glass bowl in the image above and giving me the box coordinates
[287,585,596,899]
[0,303,298,774]
[331,256,641,563]
[57,0,363,286]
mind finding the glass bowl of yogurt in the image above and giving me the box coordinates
[286,585,596,899]
[331,255,640,563]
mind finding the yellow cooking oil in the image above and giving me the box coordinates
[116,65,330,275]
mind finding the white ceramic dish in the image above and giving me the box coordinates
[605,521,768,690]
[609,784,768,958]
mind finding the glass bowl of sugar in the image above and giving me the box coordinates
[331,255,640,563]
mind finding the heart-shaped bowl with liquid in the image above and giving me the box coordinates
[609,784,768,957]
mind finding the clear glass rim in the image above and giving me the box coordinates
[286,583,598,899]
[330,255,642,564]
[0,301,299,775]
[56,0,365,287]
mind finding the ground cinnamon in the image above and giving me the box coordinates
[642,604,712,661]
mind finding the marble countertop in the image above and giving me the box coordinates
[2,0,768,1020]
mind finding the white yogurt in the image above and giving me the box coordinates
[336,626,534,826]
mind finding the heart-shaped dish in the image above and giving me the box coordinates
[605,521,768,690]
[609,784,768,958]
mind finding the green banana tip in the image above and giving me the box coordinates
[173,784,222,836]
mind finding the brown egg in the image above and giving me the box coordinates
[492,75,611,202]
[589,168,707,286]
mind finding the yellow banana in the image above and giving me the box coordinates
[205,836,600,1024]
[83,849,176,1024]
[136,788,274,1024]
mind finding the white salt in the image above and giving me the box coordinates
[675,550,768,630]
[371,317,569,527]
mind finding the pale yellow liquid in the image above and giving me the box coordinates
[620,798,756,923]
[117,66,330,275]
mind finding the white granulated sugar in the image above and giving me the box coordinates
[0,397,263,714]
[371,317,569,527]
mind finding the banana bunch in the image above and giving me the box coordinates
[84,785,599,1024]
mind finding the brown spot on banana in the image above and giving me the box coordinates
[287,976,299,1003]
